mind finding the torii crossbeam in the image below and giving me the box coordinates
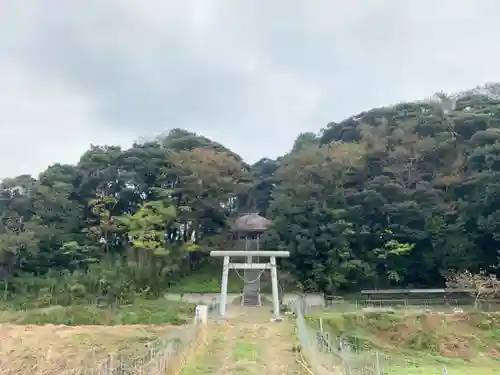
[210,250,290,321]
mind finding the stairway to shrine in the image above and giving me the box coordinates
[242,268,261,306]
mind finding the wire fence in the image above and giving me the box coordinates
[57,301,215,375]
[293,298,454,375]
[299,297,500,316]
[295,299,341,375]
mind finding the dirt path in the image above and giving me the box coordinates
[180,307,309,375]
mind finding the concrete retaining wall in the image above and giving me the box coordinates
[165,292,325,307]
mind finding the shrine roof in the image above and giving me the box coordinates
[232,212,271,233]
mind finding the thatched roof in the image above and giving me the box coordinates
[232,213,271,233]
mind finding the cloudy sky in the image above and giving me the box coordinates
[1,1,499,178]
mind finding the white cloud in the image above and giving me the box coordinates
[0,61,136,179]
[1,0,500,177]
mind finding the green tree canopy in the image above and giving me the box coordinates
[2,84,500,299]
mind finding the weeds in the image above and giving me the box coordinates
[0,298,194,325]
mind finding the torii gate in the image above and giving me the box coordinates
[210,250,290,321]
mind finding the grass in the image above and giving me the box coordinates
[179,325,263,375]
[181,307,306,375]
[311,309,500,374]
[166,259,303,294]
[0,323,181,375]
[167,260,250,293]
[383,359,500,374]
[231,340,261,375]
[180,329,228,375]
[0,297,198,375]
[233,341,260,362]
[0,297,195,325]
[385,364,500,375]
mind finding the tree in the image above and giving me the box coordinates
[372,230,415,284]
[3,83,500,300]
[119,198,176,258]
[291,132,319,153]
[117,197,182,293]
[86,196,119,254]
[169,147,250,242]
[446,270,500,308]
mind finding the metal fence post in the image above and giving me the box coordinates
[375,351,381,375]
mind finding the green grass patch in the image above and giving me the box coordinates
[233,342,260,362]
[231,340,260,375]
[167,260,245,293]
[180,334,225,375]
[384,363,500,375]
[0,298,195,325]
[166,259,299,293]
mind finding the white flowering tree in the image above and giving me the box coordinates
[445,270,500,308]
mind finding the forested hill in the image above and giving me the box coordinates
[2,85,500,301]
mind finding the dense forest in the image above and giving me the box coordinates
[2,84,500,304]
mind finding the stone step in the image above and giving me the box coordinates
[243,267,261,306]
[242,293,261,306]
[243,284,260,292]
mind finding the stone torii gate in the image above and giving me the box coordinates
[210,250,289,321]
[210,213,289,321]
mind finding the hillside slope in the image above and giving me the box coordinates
[316,311,500,364]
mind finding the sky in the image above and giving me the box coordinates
[1,0,500,179]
